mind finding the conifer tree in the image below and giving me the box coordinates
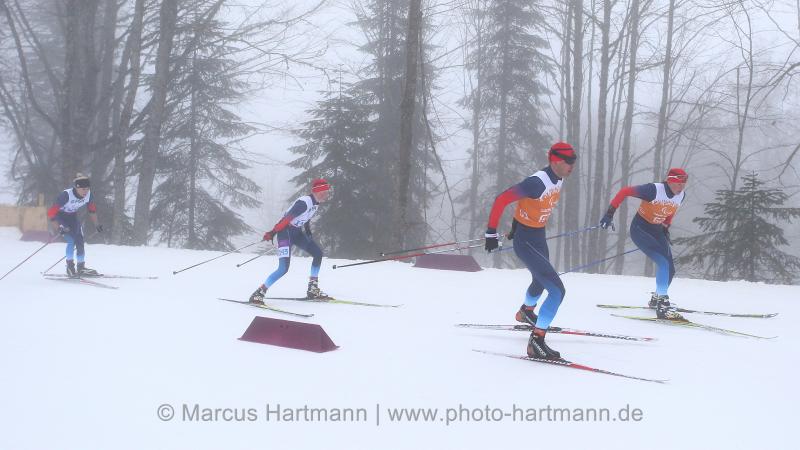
[149,9,260,250]
[676,172,800,284]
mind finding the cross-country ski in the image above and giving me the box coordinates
[596,304,777,318]
[42,274,118,290]
[42,273,158,280]
[217,298,314,318]
[265,296,402,308]
[456,323,656,342]
[473,349,668,384]
[610,314,777,339]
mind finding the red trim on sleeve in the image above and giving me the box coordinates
[272,215,295,233]
[87,202,97,213]
[487,187,523,229]
[47,204,60,219]
[610,186,637,209]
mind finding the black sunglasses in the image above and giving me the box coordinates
[551,149,577,165]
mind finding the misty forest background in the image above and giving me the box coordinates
[2,0,800,284]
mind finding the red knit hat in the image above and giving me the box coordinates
[548,142,577,164]
[666,168,688,183]
[311,178,331,193]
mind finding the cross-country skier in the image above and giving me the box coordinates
[47,174,103,277]
[248,179,332,304]
[484,142,577,360]
[599,168,688,320]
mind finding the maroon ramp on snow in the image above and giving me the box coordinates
[413,254,482,272]
[21,230,57,243]
[239,316,338,353]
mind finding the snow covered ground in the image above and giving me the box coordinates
[0,226,797,450]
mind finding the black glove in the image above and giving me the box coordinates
[95,224,104,233]
[58,224,71,235]
[663,226,672,245]
[506,219,518,240]
[599,206,616,230]
[485,228,499,252]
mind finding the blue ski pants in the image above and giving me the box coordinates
[57,213,85,263]
[513,223,565,330]
[630,214,674,296]
[264,226,323,288]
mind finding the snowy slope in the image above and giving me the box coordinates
[0,227,797,450]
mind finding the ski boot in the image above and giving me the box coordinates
[248,285,267,305]
[654,295,685,321]
[515,305,538,327]
[306,279,330,299]
[648,293,659,308]
[527,328,561,360]
[66,260,77,278]
[77,262,100,276]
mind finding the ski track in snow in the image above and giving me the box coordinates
[0,228,797,450]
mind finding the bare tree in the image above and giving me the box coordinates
[588,0,615,270]
[613,0,641,274]
[564,0,584,269]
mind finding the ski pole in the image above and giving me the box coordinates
[378,237,484,257]
[42,255,66,275]
[1,234,59,281]
[549,225,600,240]
[558,248,640,275]
[172,241,261,275]
[382,226,599,257]
[236,247,277,268]
[333,243,484,270]
[237,253,263,268]
[496,225,601,253]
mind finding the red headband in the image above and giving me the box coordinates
[666,168,688,182]
[312,179,331,193]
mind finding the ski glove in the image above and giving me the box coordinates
[263,230,275,242]
[304,222,312,238]
[485,228,499,252]
[96,224,104,233]
[58,224,71,235]
[599,206,616,230]
[663,226,672,245]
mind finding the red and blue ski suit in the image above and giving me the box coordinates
[47,188,97,263]
[487,167,565,330]
[609,183,685,295]
[264,195,323,288]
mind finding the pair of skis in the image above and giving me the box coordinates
[596,304,778,319]
[465,300,778,382]
[42,272,158,290]
[218,295,402,318]
[610,314,776,339]
[596,304,778,339]
[42,273,159,280]
[43,274,119,290]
